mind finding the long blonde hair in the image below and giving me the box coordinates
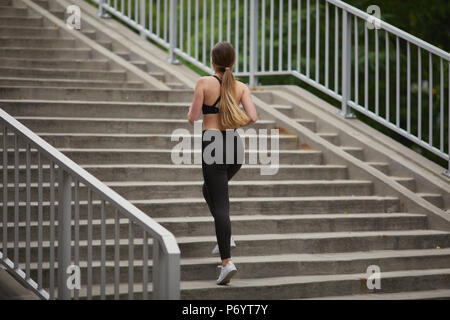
[211,42,249,129]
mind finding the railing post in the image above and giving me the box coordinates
[57,169,72,300]
[168,0,180,64]
[338,10,355,119]
[249,0,259,87]
[152,238,180,300]
[98,0,110,18]
[140,0,147,39]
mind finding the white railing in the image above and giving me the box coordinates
[0,108,180,300]
[93,0,450,177]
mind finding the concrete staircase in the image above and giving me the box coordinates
[1,0,450,299]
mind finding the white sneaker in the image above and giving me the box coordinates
[211,237,236,255]
[216,261,237,285]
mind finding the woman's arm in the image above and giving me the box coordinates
[187,78,205,125]
[240,85,258,124]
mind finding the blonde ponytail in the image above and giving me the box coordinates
[219,67,249,129]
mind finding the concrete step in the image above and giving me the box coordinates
[20,249,450,286]
[341,146,365,161]
[0,78,144,89]
[0,37,77,48]
[179,268,450,299]
[0,48,91,59]
[1,131,302,150]
[48,10,65,20]
[0,26,59,37]
[81,30,97,40]
[0,6,29,17]
[4,195,399,222]
[2,178,375,202]
[417,193,444,209]
[294,118,317,132]
[318,132,340,145]
[392,176,416,192]
[271,104,294,118]
[114,51,130,60]
[0,17,43,27]
[307,289,450,300]
[129,60,147,72]
[0,100,192,119]
[1,213,427,242]
[367,162,390,175]
[11,117,277,134]
[0,0,12,6]
[148,72,165,82]
[0,67,126,81]
[3,163,349,183]
[165,82,186,89]
[7,230,450,262]
[31,0,49,9]
[0,58,110,71]
[0,87,193,102]
[2,147,322,165]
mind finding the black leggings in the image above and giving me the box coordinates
[202,129,244,260]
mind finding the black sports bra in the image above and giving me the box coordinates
[202,75,222,114]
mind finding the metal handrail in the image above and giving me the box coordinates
[0,108,180,299]
[93,0,449,177]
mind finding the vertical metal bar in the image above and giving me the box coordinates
[98,0,107,17]
[157,0,160,37]
[25,143,30,280]
[429,52,433,145]
[100,200,106,300]
[187,0,191,55]
[261,0,265,72]
[396,36,400,127]
[235,0,240,73]
[364,23,368,110]
[418,47,422,139]
[164,0,168,41]
[114,209,120,300]
[128,221,134,300]
[297,0,301,73]
[278,0,283,71]
[49,161,55,299]
[87,187,93,300]
[202,0,207,65]
[243,0,248,72]
[407,41,411,133]
[2,126,7,260]
[168,0,178,63]
[195,0,198,60]
[306,0,310,76]
[211,0,215,54]
[219,0,223,42]
[57,169,72,300]
[179,0,183,51]
[249,0,259,86]
[149,0,153,33]
[74,180,80,300]
[37,152,43,290]
[135,0,139,23]
[440,58,444,151]
[13,134,18,269]
[447,64,450,176]
[227,0,231,43]
[142,231,149,300]
[288,0,292,71]
[152,238,161,299]
[375,28,379,115]
[339,10,352,118]
[315,0,319,81]
[354,16,358,105]
[128,0,131,18]
[140,0,146,37]
[334,6,339,93]
[269,0,273,71]
[325,2,329,87]
[385,31,389,121]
